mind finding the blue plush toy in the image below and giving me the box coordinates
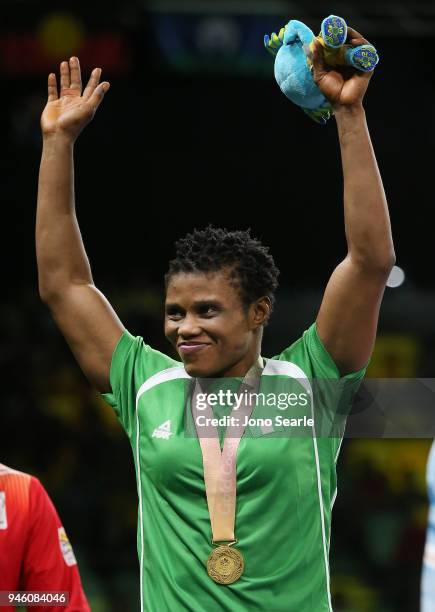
[264,15,379,124]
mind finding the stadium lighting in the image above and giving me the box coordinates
[387,266,405,288]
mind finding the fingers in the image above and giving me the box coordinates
[346,27,370,47]
[60,61,70,92]
[69,56,82,93]
[88,82,110,111]
[311,40,327,78]
[47,73,58,102]
[50,61,109,108]
[355,67,375,83]
[83,68,102,100]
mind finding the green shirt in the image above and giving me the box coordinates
[102,323,365,611]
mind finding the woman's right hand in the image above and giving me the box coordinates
[41,57,110,142]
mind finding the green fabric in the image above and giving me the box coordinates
[101,323,365,611]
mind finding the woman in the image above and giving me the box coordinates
[36,28,395,611]
[0,463,89,611]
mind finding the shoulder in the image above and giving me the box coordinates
[271,322,338,377]
[0,463,30,479]
[0,464,32,497]
[270,322,366,381]
[112,330,182,371]
[113,330,181,372]
[102,329,185,412]
[109,329,182,389]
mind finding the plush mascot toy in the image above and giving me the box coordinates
[264,15,379,124]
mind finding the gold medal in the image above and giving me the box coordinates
[206,544,244,584]
[193,359,263,587]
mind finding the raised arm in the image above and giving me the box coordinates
[312,29,395,375]
[37,57,124,392]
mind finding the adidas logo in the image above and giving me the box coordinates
[152,420,173,440]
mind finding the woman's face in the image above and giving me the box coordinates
[165,270,264,377]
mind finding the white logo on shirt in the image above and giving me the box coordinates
[58,527,77,566]
[0,492,7,529]
[152,420,173,440]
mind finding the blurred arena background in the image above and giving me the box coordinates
[1,0,434,609]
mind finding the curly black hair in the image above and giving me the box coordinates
[165,226,280,318]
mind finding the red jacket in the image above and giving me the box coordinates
[0,464,90,611]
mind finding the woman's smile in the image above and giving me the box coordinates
[178,342,211,355]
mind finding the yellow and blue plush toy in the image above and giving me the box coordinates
[264,15,379,124]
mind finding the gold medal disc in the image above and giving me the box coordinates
[206,545,244,584]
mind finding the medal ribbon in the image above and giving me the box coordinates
[191,357,263,543]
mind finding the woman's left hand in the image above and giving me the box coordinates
[311,27,374,111]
